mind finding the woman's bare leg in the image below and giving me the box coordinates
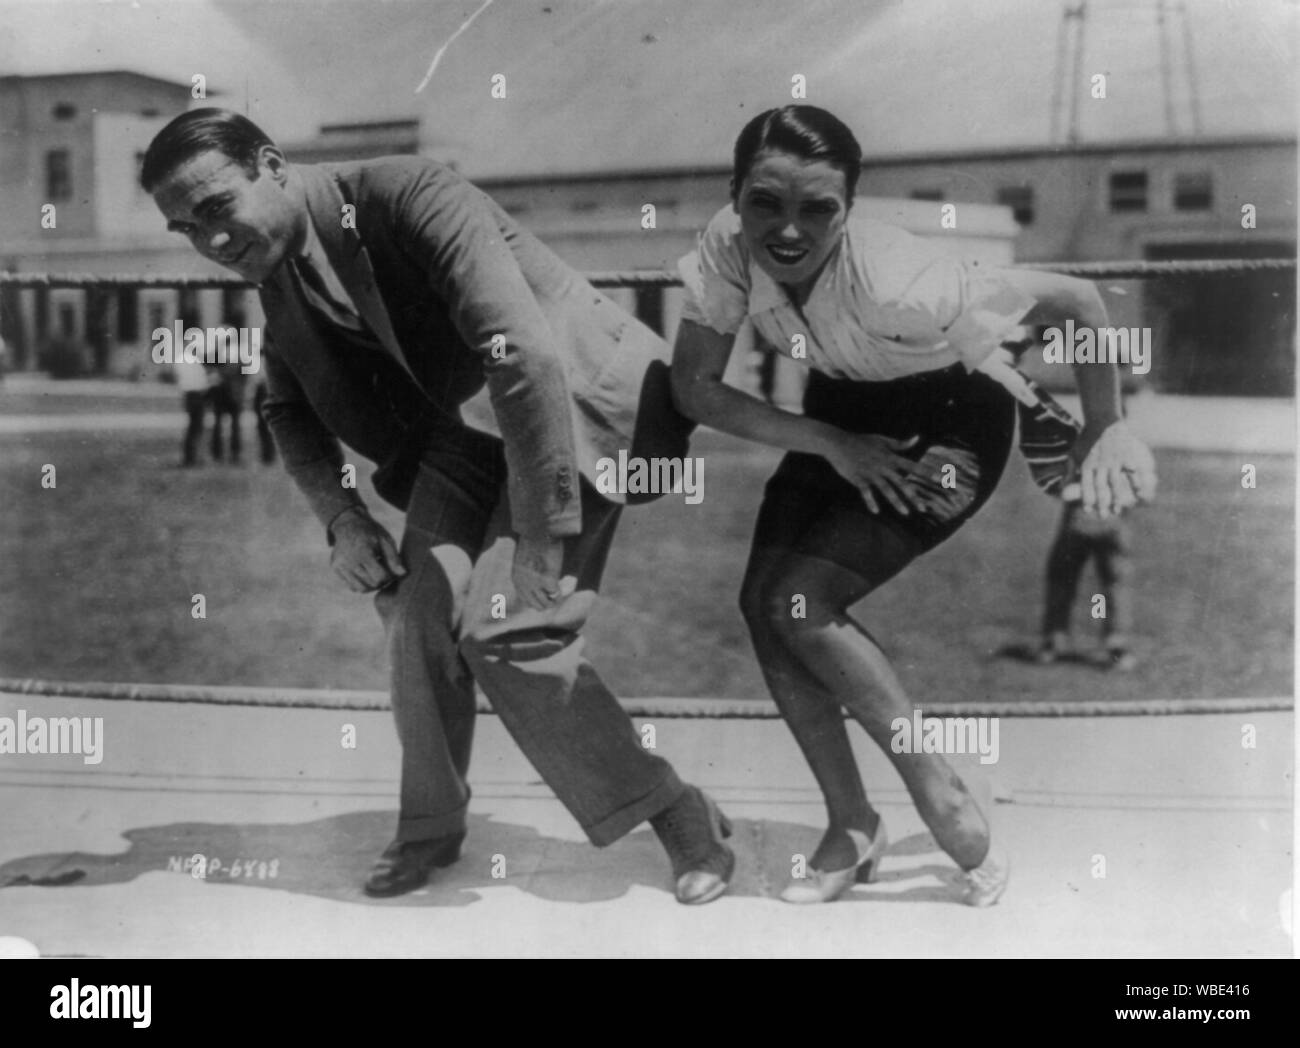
[744,544,990,870]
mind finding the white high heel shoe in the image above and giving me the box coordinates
[780,822,888,904]
[957,840,1009,907]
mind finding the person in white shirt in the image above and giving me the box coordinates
[672,105,1157,907]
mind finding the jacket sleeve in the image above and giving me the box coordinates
[258,327,367,538]
[386,163,581,539]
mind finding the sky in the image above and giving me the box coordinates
[0,0,1296,177]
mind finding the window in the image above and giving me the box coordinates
[1174,172,1213,211]
[52,103,76,120]
[1109,171,1148,212]
[221,288,246,327]
[46,150,72,201]
[117,288,139,341]
[58,304,76,338]
[996,186,1035,225]
[910,188,944,202]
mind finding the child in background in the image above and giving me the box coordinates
[1038,499,1137,671]
[1001,336,1140,672]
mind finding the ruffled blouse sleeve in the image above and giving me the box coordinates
[677,205,752,336]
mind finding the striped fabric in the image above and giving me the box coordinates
[1016,373,1082,498]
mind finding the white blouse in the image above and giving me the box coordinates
[678,205,1036,383]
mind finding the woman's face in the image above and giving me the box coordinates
[735,149,849,294]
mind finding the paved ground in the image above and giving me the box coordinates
[0,692,1291,958]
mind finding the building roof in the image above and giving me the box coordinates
[1,0,1295,179]
[0,70,193,91]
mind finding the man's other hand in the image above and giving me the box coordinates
[331,509,407,593]
[512,534,569,611]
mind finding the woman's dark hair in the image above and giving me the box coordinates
[730,105,863,205]
[141,108,276,192]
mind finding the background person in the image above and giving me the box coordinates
[252,376,275,464]
[1039,498,1138,670]
[173,354,209,467]
[206,347,247,464]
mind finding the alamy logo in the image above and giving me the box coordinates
[50,980,151,1028]
[1042,320,1151,375]
[594,451,704,504]
[0,710,103,765]
[152,322,262,374]
[890,712,999,765]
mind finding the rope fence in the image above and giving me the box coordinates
[0,678,1289,718]
[0,256,1294,290]
[2,253,1293,719]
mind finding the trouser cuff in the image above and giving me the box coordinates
[581,771,687,847]
[396,802,469,843]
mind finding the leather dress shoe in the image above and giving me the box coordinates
[651,785,735,905]
[363,832,465,898]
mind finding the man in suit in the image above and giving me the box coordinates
[142,108,733,904]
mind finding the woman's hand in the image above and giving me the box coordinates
[822,430,928,515]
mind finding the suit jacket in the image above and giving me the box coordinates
[258,157,692,539]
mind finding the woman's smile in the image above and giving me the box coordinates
[736,150,849,295]
[766,242,811,266]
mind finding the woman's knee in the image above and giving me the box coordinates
[739,560,791,635]
[740,558,847,637]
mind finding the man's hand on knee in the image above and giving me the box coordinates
[330,509,407,593]
[512,534,571,610]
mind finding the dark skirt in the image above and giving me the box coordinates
[753,364,1016,579]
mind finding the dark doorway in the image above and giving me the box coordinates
[1144,241,1295,395]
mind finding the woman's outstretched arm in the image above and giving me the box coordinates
[997,270,1158,516]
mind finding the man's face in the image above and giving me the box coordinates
[151,148,304,284]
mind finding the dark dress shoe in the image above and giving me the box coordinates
[362,833,465,898]
[650,785,735,905]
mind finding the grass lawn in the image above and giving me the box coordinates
[0,415,1292,703]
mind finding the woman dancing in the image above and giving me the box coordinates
[671,105,1156,905]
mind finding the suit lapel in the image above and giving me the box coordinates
[296,165,418,384]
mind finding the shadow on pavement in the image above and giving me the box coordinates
[0,808,967,907]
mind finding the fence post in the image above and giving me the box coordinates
[86,287,113,375]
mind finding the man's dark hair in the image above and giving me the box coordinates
[730,105,863,206]
[141,108,277,192]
